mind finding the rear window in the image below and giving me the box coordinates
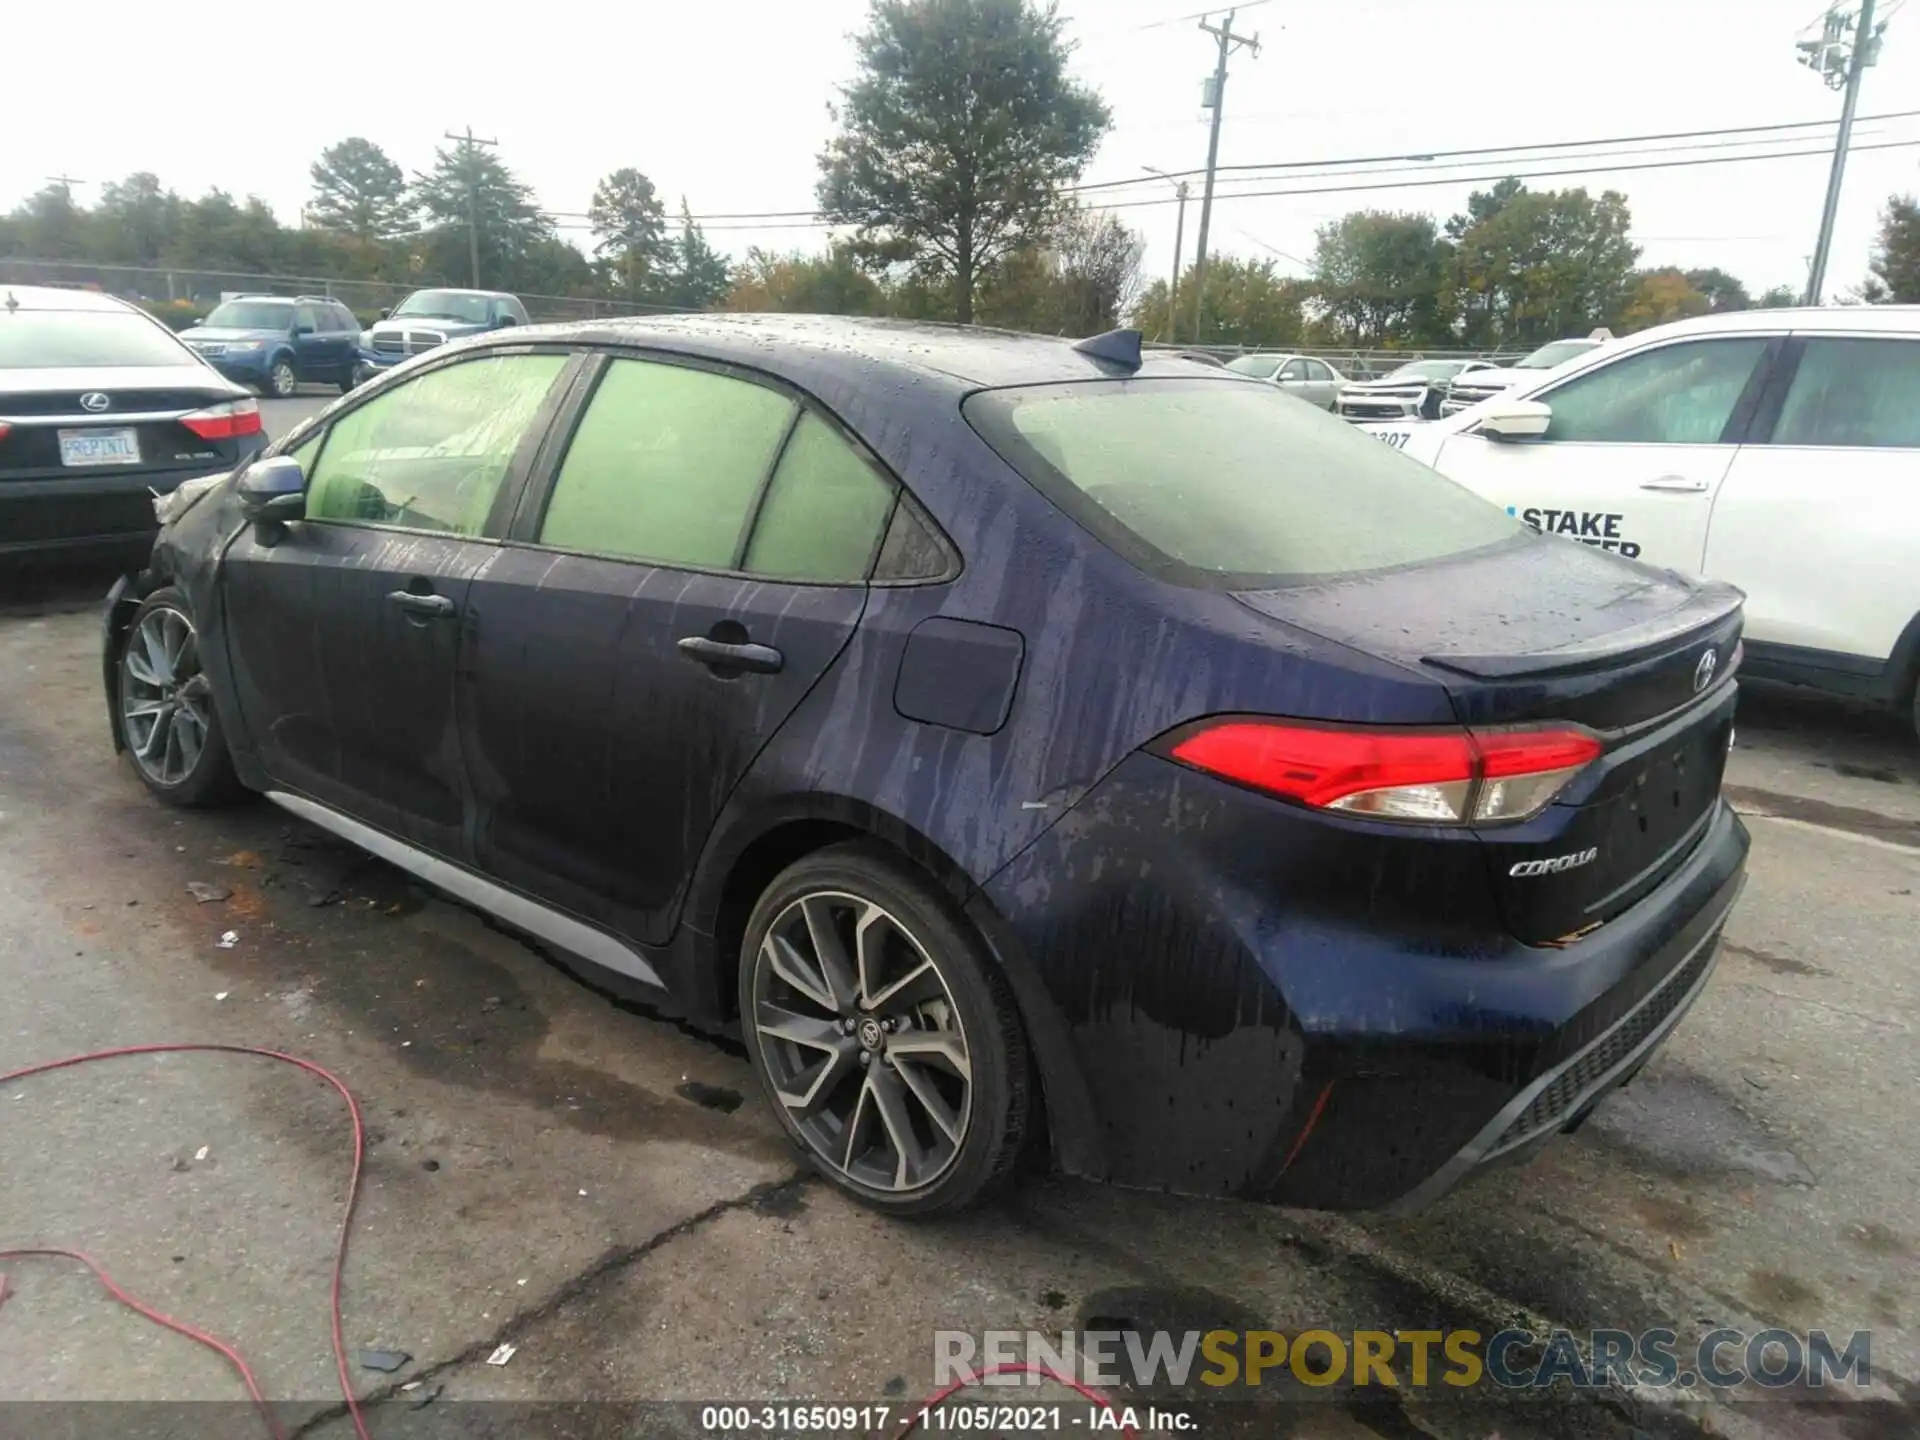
[964,377,1522,586]
[0,310,196,369]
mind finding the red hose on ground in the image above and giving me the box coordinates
[2,1046,1129,1440]
[0,1043,371,1440]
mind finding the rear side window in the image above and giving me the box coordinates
[0,310,194,368]
[1770,337,1920,449]
[742,412,897,582]
[965,377,1521,586]
[1537,338,1769,444]
[538,359,796,569]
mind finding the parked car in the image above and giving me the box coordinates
[0,284,265,564]
[1437,331,1615,415]
[1360,305,1920,733]
[103,316,1748,1217]
[353,288,530,387]
[1336,358,1502,422]
[1223,352,1345,409]
[182,295,362,398]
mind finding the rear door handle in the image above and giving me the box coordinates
[386,590,456,618]
[677,636,784,674]
[1639,475,1710,493]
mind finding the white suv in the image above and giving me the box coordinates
[1363,306,1920,733]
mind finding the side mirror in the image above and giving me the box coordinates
[493,314,517,328]
[238,455,308,532]
[378,307,392,319]
[293,324,314,337]
[1476,398,1553,442]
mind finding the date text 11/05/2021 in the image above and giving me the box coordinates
[697,1403,1193,1433]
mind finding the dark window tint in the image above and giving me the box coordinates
[742,413,896,582]
[1771,337,1920,449]
[1539,338,1770,444]
[295,304,322,332]
[966,378,1519,585]
[305,353,566,535]
[326,305,356,332]
[538,358,796,569]
[0,310,195,368]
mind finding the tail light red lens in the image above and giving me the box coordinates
[1166,720,1602,825]
[178,398,262,441]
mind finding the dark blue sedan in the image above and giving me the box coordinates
[100,315,1749,1216]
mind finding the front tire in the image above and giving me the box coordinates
[739,843,1031,1217]
[267,357,298,399]
[116,587,244,808]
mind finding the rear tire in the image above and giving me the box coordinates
[116,586,244,808]
[738,842,1030,1217]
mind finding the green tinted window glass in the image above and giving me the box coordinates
[304,353,565,534]
[539,359,796,568]
[1539,339,1768,445]
[1772,338,1920,448]
[742,413,896,582]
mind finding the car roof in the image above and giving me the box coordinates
[497,313,1242,390]
[1619,304,1920,342]
[1,284,139,314]
[407,287,515,300]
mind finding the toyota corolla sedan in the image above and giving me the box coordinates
[100,315,1748,1217]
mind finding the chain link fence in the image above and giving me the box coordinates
[0,258,681,326]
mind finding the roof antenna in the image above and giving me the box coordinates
[1071,328,1142,369]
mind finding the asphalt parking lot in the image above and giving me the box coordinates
[0,397,1915,1439]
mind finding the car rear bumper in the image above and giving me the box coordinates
[1,446,262,559]
[981,751,1750,1210]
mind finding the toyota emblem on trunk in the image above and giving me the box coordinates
[1693,648,1717,693]
[79,392,110,412]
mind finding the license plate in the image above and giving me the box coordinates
[58,427,141,467]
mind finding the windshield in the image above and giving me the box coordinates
[204,301,295,330]
[1225,355,1281,377]
[1384,360,1467,381]
[1517,339,1599,370]
[965,378,1521,585]
[393,290,492,324]
[0,310,197,369]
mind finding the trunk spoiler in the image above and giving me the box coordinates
[1422,580,1743,681]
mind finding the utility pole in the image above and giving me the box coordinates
[45,174,85,199]
[444,126,499,288]
[1798,0,1886,303]
[1189,10,1260,343]
[1143,167,1191,339]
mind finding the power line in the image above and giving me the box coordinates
[1070,107,1920,194]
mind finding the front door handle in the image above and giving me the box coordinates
[386,590,456,618]
[1639,475,1710,493]
[677,636,784,674]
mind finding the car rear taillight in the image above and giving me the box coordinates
[1164,720,1602,825]
[178,398,262,441]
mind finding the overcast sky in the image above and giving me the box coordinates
[4,0,1916,301]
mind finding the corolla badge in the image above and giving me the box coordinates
[1694,648,1717,693]
[1510,847,1599,878]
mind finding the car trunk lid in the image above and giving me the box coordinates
[1233,536,1742,943]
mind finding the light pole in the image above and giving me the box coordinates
[1797,0,1887,304]
[1143,167,1190,340]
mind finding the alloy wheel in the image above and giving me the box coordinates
[271,361,296,397]
[121,606,212,787]
[750,891,973,1193]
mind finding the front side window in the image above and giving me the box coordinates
[296,304,322,333]
[537,359,796,569]
[1771,337,1920,449]
[1279,359,1309,381]
[304,352,567,535]
[966,377,1521,585]
[1537,338,1770,445]
[742,413,898,582]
